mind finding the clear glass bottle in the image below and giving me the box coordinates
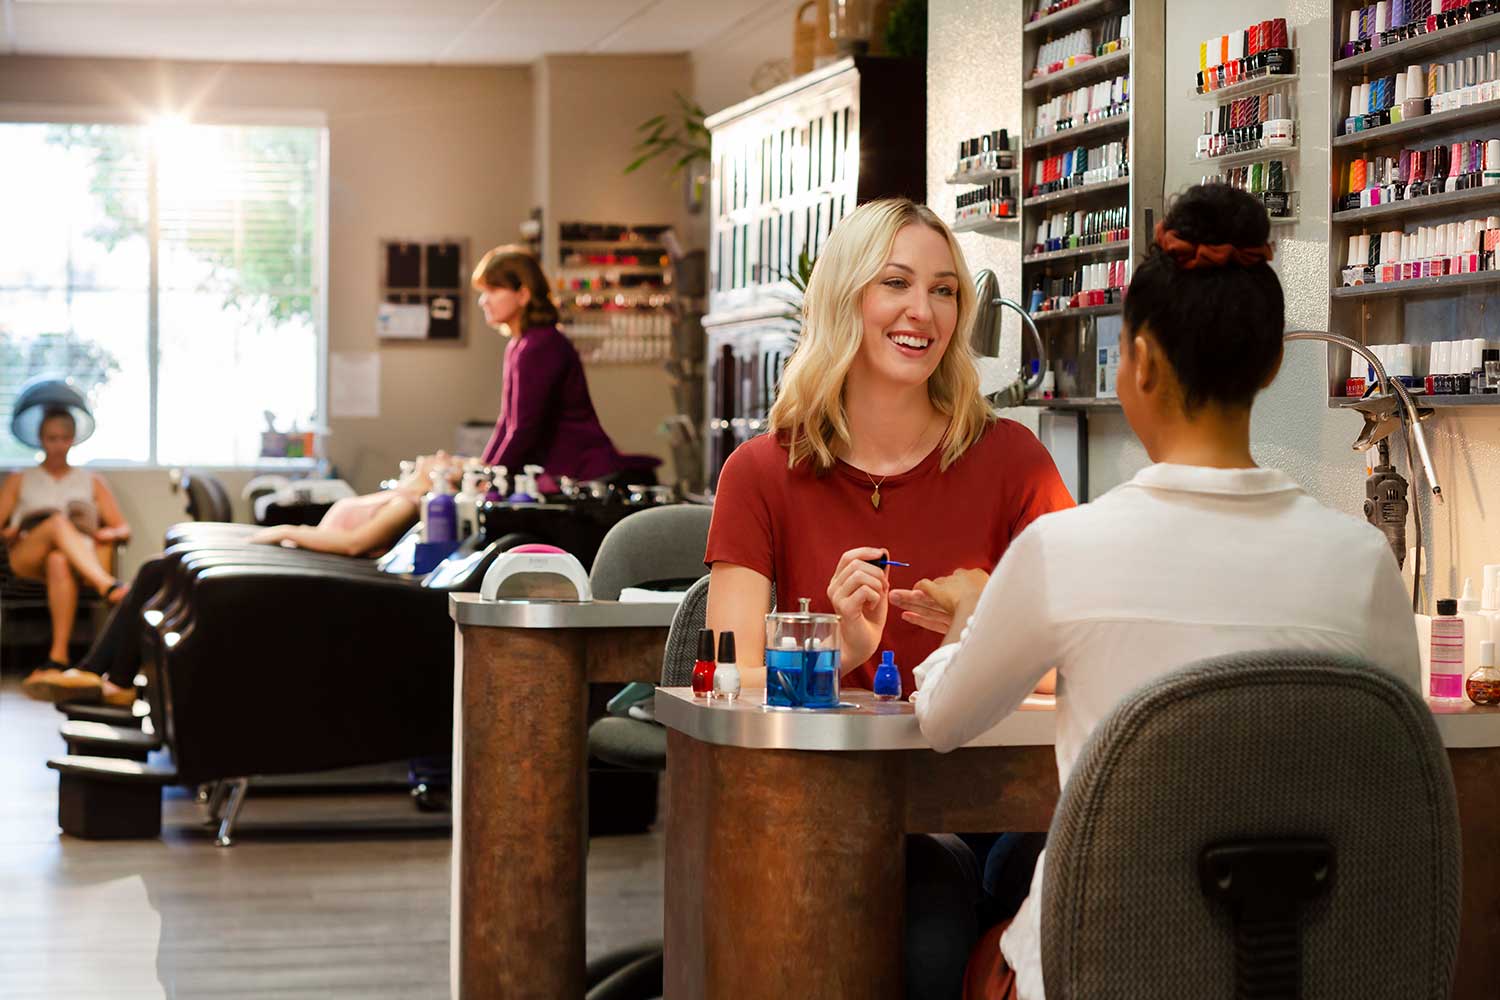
[1466,639,1500,705]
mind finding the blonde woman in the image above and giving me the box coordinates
[702,197,1075,999]
[705,198,1074,694]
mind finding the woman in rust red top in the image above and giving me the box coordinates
[705,198,1074,696]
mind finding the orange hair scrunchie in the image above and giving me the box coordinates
[1153,220,1274,269]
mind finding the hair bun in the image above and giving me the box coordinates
[1161,183,1270,250]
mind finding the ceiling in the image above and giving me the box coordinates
[2,0,792,64]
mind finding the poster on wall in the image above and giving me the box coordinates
[378,238,468,344]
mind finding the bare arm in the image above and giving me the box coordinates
[251,495,418,557]
[91,474,132,543]
[705,562,773,689]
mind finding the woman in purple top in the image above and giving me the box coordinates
[471,246,659,484]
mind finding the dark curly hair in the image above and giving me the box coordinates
[1123,184,1285,412]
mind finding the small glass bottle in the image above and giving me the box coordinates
[713,631,741,702]
[1467,639,1500,705]
[690,628,716,699]
[1431,598,1467,702]
[873,650,902,702]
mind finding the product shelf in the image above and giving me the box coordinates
[1190,70,1299,102]
[1330,269,1500,300]
[944,166,1019,185]
[1028,302,1123,323]
[1332,98,1500,152]
[952,215,1021,235]
[1023,175,1131,209]
[1190,142,1298,169]
[1021,396,1122,409]
[1331,183,1500,225]
[1023,0,1129,36]
[1023,238,1131,266]
[1333,16,1500,79]
[1024,47,1131,94]
[1025,112,1131,154]
[1328,393,1500,408]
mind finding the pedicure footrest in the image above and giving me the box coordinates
[46,755,176,839]
[60,720,163,762]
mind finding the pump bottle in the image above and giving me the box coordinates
[424,470,458,545]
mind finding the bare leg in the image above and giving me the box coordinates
[14,514,115,595]
[44,550,77,664]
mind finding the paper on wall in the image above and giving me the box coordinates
[377,302,429,339]
[330,352,381,419]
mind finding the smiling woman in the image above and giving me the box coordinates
[700,197,1076,1000]
[704,198,1074,694]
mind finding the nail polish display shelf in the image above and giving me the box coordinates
[1190,71,1299,102]
[1026,112,1131,153]
[1333,98,1500,152]
[1191,142,1298,170]
[1328,393,1500,408]
[1333,15,1500,79]
[1024,175,1131,209]
[1024,47,1131,93]
[1023,238,1131,265]
[1022,396,1122,409]
[952,215,1021,235]
[1331,181,1500,225]
[1023,0,1129,36]
[944,166,1019,185]
[1028,302,1123,323]
[1331,269,1500,299]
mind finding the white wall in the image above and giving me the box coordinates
[929,0,1499,607]
[691,0,804,119]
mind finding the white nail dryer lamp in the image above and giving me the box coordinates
[479,544,593,602]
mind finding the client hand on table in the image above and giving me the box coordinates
[903,567,1057,698]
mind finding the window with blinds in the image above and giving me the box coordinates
[0,120,325,466]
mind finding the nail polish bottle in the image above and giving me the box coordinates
[691,627,716,698]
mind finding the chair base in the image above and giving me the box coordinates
[58,773,161,838]
[48,755,174,840]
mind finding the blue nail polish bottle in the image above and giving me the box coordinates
[873,651,902,702]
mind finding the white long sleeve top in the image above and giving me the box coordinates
[912,463,1421,1000]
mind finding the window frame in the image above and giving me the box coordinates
[0,104,330,470]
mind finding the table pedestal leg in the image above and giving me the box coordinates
[457,626,587,1000]
[666,733,905,999]
[1450,747,1500,999]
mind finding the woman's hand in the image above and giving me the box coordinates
[889,587,955,635]
[250,526,295,546]
[827,547,891,668]
[915,568,990,616]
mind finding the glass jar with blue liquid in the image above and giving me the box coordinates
[764,598,841,709]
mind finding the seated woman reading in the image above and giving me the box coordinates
[9,407,132,702]
[909,185,1421,1000]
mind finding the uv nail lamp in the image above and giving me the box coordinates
[479,546,592,602]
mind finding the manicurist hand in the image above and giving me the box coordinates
[0,524,18,545]
[827,547,891,668]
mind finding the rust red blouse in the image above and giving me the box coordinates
[705,419,1075,691]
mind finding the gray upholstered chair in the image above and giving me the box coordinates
[1041,651,1461,1000]
[587,503,714,601]
[588,575,710,770]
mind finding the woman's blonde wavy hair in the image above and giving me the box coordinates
[768,198,991,472]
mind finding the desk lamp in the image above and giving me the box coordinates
[972,269,1047,406]
[1284,330,1442,611]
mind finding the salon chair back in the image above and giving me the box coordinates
[1040,651,1460,1000]
[182,471,233,522]
[587,503,713,600]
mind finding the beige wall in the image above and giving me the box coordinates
[0,55,533,572]
[532,53,695,474]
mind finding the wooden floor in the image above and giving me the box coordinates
[0,678,665,998]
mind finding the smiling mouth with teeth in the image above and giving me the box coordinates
[888,332,933,350]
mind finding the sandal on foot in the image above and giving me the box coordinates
[22,666,103,703]
[100,579,127,605]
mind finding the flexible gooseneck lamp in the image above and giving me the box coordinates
[971,269,1047,406]
[1284,330,1441,611]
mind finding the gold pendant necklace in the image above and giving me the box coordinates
[862,416,937,512]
